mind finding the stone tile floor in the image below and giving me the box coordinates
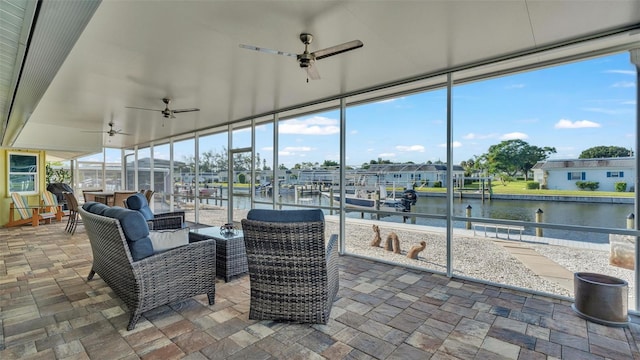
[2,221,640,359]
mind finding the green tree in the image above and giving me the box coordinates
[322,160,339,167]
[460,158,475,177]
[293,162,318,169]
[45,162,71,184]
[484,139,556,181]
[579,146,633,159]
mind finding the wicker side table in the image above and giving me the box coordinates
[189,227,248,282]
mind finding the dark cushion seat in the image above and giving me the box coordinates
[82,202,153,261]
[241,208,338,324]
[79,202,216,331]
[125,193,154,220]
[247,209,324,223]
[125,193,185,230]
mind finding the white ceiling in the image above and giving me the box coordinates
[3,0,640,159]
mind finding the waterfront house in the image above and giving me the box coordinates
[532,158,636,192]
[366,163,465,188]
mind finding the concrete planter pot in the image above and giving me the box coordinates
[572,272,629,327]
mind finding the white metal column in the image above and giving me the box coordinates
[273,114,279,209]
[446,73,454,277]
[339,98,346,254]
[170,138,175,212]
[630,48,640,310]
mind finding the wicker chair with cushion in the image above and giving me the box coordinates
[79,202,216,330]
[241,209,339,324]
[125,192,185,230]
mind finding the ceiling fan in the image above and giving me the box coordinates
[83,121,130,137]
[240,33,363,82]
[126,98,200,119]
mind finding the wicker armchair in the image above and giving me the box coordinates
[241,209,339,324]
[125,192,185,230]
[79,205,216,330]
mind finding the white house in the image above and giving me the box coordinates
[366,163,465,188]
[532,158,635,192]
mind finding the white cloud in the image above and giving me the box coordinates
[262,146,273,151]
[605,70,636,75]
[378,152,396,158]
[554,119,601,129]
[395,145,425,152]
[350,130,358,135]
[500,132,528,140]
[279,116,340,135]
[437,141,462,148]
[506,84,525,89]
[582,107,628,115]
[516,118,539,124]
[282,146,313,152]
[612,81,636,88]
[463,132,497,140]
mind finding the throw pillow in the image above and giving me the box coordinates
[149,227,190,253]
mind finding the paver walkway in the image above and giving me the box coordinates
[493,240,575,292]
[2,221,640,359]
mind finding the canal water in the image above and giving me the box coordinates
[249,192,634,244]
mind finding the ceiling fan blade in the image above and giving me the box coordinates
[306,64,321,80]
[239,44,297,58]
[125,106,163,112]
[172,108,200,113]
[312,40,363,60]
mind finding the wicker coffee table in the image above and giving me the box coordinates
[189,227,248,282]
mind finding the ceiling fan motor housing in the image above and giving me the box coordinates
[298,53,314,68]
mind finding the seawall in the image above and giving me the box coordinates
[418,191,633,204]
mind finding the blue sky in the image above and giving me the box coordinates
[269,51,636,168]
[91,52,636,168]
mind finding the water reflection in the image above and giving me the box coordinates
[258,192,632,244]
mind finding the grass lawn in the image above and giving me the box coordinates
[411,180,634,198]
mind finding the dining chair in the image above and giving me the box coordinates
[113,191,136,207]
[82,189,102,203]
[63,192,82,234]
[144,189,155,205]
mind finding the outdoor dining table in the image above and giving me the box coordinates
[84,191,137,205]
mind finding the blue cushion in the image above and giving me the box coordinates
[126,236,153,261]
[247,209,324,223]
[101,206,153,261]
[83,202,110,215]
[126,193,154,220]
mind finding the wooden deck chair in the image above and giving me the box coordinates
[42,190,69,221]
[7,193,56,227]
